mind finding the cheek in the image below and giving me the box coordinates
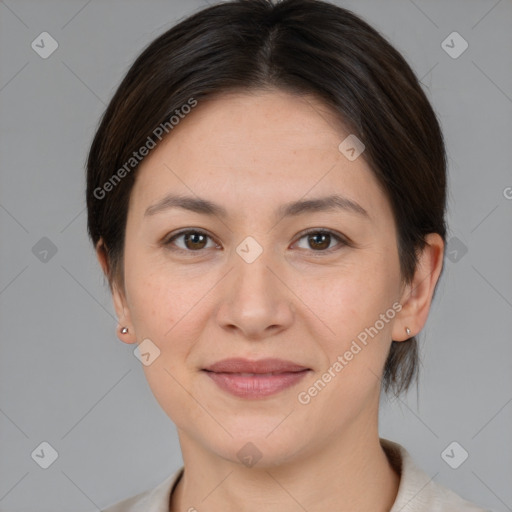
[320,255,398,321]
[123,242,184,330]
[123,263,208,426]
[306,250,401,368]
[126,271,196,342]
[123,251,221,364]
[296,267,400,428]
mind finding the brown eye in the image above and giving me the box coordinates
[165,230,216,252]
[182,232,208,250]
[307,232,331,250]
[294,230,346,252]
[164,228,348,255]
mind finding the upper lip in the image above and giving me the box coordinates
[203,358,309,374]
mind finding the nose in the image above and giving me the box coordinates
[214,245,295,341]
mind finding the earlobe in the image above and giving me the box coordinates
[112,281,137,345]
[392,233,444,342]
[96,238,137,344]
[117,323,137,344]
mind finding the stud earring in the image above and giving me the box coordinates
[405,327,411,336]
[120,327,128,334]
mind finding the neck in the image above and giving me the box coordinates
[170,422,400,512]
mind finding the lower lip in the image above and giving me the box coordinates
[203,370,310,399]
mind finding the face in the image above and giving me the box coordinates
[106,90,417,466]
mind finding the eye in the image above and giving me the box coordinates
[163,228,349,254]
[293,229,347,252]
[163,229,219,252]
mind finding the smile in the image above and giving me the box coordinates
[202,368,310,399]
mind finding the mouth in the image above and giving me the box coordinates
[202,358,311,399]
[203,357,310,374]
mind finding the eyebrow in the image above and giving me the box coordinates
[144,193,369,220]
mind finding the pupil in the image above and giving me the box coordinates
[182,232,331,251]
[186,233,205,250]
[310,233,329,250]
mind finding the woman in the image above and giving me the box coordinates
[86,0,489,510]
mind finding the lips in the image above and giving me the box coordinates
[203,357,309,374]
[202,358,311,399]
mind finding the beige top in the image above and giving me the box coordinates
[101,438,489,512]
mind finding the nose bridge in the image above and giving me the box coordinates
[232,235,278,305]
[215,234,294,338]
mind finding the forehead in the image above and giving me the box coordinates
[168,89,349,153]
[129,90,389,222]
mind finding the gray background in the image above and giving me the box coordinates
[0,0,511,510]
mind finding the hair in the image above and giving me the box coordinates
[86,0,447,398]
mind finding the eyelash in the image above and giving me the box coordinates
[162,228,350,255]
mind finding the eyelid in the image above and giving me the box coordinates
[163,228,220,251]
[162,227,352,253]
[292,228,351,252]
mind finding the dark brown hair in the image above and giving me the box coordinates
[86,0,447,397]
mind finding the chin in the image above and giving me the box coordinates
[202,426,309,470]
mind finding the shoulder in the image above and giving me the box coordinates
[100,467,183,512]
[380,438,490,512]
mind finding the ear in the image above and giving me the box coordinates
[392,233,444,342]
[95,238,137,344]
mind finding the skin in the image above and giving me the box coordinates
[96,89,444,512]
